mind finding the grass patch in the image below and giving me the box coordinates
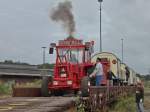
[144,81,150,89]
[0,79,42,96]
[75,95,137,112]
[109,96,136,112]
[14,79,42,88]
[0,82,12,95]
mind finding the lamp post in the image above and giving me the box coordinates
[121,38,124,63]
[42,47,46,64]
[98,0,103,52]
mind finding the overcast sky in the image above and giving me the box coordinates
[0,0,150,74]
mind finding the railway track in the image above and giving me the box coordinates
[0,97,75,112]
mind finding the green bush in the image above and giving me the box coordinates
[110,96,136,112]
[0,83,12,95]
[75,96,86,112]
[144,81,150,88]
[15,79,42,88]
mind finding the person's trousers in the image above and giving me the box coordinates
[136,102,144,112]
[96,75,102,86]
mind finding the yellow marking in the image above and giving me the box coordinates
[9,102,29,106]
[26,99,39,101]
[0,106,13,111]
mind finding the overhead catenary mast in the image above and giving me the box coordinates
[98,0,103,52]
[121,38,124,63]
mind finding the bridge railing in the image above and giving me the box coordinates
[40,69,53,77]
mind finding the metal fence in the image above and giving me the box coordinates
[89,86,135,111]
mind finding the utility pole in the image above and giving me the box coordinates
[148,68,150,75]
[42,47,46,65]
[98,0,103,52]
[121,38,124,63]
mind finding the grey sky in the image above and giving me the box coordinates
[0,0,150,74]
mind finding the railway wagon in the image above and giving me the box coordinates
[120,63,140,86]
[128,68,137,85]
[135,76,140,84]
[133,70,138,85]
[120,63,127,84]
[91,52,140,86]
[91,52,123,85]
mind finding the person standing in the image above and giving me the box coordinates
[90,58,103,86]
[136,82,144,112]
[106,69,116,86]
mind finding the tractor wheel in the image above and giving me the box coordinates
[81,76,90,97]
[41,76,51,97]
[53,90,64,96]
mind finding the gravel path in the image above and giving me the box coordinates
[0,97,75,112]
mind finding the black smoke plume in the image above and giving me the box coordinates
[50,1,75,36]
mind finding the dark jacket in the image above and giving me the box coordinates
[136,86,144,103]
[107,71,116,80]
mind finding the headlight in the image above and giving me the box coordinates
[88,81,90,86]
[67,80,72,85]
[61,73,67,77]
[53,81,58,85]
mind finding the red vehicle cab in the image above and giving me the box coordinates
[48,36,94,94]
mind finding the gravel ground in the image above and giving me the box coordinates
[0,97,75,112]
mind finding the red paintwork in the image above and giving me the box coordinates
[101,61,110,85]
[48,37,94,91]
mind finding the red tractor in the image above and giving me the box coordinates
[41,36,95,96]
